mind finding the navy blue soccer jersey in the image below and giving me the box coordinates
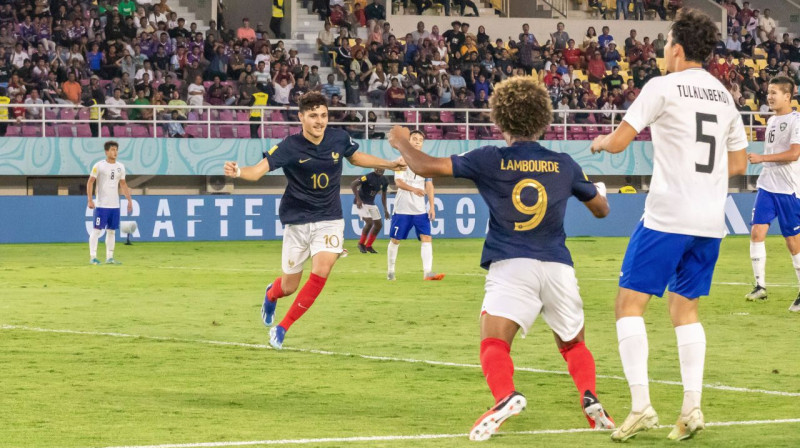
[450,141,598,269]
[265,128,359,225]
[355,172,389,205]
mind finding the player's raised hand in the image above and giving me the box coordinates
[747,153,764,164]
[224,161,240,177]
[590,135,605,154]
[388,125,411,149]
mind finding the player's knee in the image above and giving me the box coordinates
[372,220,382,231]
[420,235,432,242]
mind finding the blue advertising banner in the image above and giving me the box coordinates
[0,193,772,244]
[0,137,767,176]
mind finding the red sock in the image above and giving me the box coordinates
[559,341,596,397]
[358,233,367,245]
[267,277,284,301]
[278,273,327,331]
[480,338,515,403]
[365,232,377,247]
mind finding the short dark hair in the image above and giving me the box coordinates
[298,92,328,113]
[409,129,426,139]
[769,75,796,96]
[670,8,718,64]
[104,141,119,151]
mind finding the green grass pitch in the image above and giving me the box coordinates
[1,236,799,447]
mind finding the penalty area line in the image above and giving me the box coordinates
[2,324,799,398]
[97,418,800,448]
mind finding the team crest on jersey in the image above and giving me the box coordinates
[781,123,787,131]
[288,260,295,268]
[332,152,340,164]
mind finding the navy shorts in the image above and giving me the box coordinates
[93,207,120,230]
[619,220,721,299]
[390,213,430,240]
[751,188,800,237]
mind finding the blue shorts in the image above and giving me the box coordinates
[93,207,120,230]
[751,189,800,237]
[390,213,430,240]
[619,221,721,299]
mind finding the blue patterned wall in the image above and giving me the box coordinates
[0,137,766,176]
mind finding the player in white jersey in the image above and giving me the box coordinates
[745,76,800,311]
[86,141,133,265]
[386,130,445,281]
[590,10,748,442]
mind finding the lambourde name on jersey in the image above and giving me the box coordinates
[500,159,560,173]
[675,85,730,104]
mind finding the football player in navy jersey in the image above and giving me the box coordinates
[351,168,390,253]
[224,92,403,349]
[387,76,614,441]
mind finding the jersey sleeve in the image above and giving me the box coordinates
[450,146,491,181]
[726,111,749,152]
[568,156,598,202]
[119,164,126,180]
[791,114,800,146]
[622,78,665,133]
[263,139,293,171]
[89,162,99,178]
[342,131,359,158]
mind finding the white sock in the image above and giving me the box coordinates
[421,242,433,274]
[750,241,766,287]
[387,241,399,273]
[616,316,651,412]
[791,253,800,288]
[89,228,101,259]
[106,230,116,260]
[675,323,705,415]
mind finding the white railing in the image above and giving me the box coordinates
[0,103,773,141]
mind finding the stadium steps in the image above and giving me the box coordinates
[166,0,207,30]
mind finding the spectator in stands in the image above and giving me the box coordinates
[24,89,42,120]
[206,46,228,80]
[344,70,361,105]
[105,88,126,120]
[321,73,340,99]
[365,0,385,22]
[237,18,256,42]
[443,21,464,55]
[367,63,388,105]
[597,26,613,50]
[166,110,189,137]
[616,0,630,19]
[118,0,136,17]
[186,74,205,110]
[307,65,321,90]
[317,22,335,67]
[272,71,294,106]
[551,22,569,51]
[587,51,605,83]
[758,9,776,43]
[588,0,607,19]
[602,66,624,91]
[61,72,81,104]
[603,41,621,69]
[455,0,479,16]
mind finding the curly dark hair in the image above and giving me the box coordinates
[670,8,719,64]
[489,76,552,140]
[769,75,797,97]
[298,92,328,113]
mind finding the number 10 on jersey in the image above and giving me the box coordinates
[311,173,329,189]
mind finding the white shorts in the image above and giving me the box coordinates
[282,219,345,274]
[482,258,585,340]
[358,204,381,220]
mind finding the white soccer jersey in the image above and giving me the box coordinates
[756,112,800,195]
[623,68,748,238]
[393,167,428,215]
[90,160,126,208]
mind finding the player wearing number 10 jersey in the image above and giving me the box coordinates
[388,76,614,442]
[590,9,748,442]
[224,92,402,350]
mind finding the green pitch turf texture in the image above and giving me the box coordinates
[1,236,799,448]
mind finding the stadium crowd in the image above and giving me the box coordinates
[0,0,796,139]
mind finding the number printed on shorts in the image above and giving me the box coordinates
[95,217,101,226]
[323,234,340,248]
[512,178,548,231]
[311,173,329,189]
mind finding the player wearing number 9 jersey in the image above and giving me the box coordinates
[388,76,614,442]
[223,92,403,350]
[590,9,748,442]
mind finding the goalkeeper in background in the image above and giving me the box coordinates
[387,76,614,441]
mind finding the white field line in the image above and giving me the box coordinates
[97,418,800,448]
[3,324,799,398]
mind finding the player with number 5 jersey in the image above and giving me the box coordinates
[223,92,404,350]
[590,9,748,442]
[388,76,614,442]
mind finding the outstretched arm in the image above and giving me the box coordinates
[347,151,405,171]
[590,120,638,154]
[388,126,453,177]
[748,144,800,164]
[224,158,271,181]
